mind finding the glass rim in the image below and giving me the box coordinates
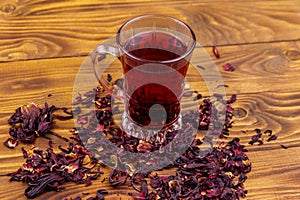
[116,14,196,64]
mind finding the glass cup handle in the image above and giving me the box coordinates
[91,44,121,97]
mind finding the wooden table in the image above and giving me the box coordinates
[0,0,300,199]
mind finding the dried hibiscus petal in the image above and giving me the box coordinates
[227,94,237,104]
[23,74,252,200]
[109,169,128,186]
[249,132,262,145]
[213,46,220,58]
[5,102,73,147]
[97,189,108,197]
[8,142,102,198]
[223,63,235,72]
[21,147,28,158]
[280,144,288,149]
[107,74,112,82]
[267,134,278,142]
[3,138,18,149]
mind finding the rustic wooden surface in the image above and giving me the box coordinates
[1,0,300,199]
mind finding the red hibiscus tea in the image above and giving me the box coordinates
[120,32,191,128]
[94,15,195,139]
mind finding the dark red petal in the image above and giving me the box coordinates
[213,46,220,58]
[223,63,235,72]
[3,138,18,149]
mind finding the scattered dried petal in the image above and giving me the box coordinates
[196,65,205,70]
[8,142,102,198]
[213,46,220,58]
[98,54,106,62]
[193,93,202,101]
[6,103,73,145]
[107,74,112,82]
[249,133,262,145]
[223,63,235,72]
[280,144,288,149]
[3,138,18,149]
[21,147,28,158]
[267,134,278,142]
[227,94,237,104]
[6,74,254,200]
[217,84,229,88]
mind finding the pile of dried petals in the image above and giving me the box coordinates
[151,137,250,199]
[103,137,251,200]
[4,75,253,199]
[71,79,251,200]
[4,102,72,148]
[8,142,102,198]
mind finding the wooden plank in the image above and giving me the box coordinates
[0,39,300,199]
[189,40,300,95]
[0,0,300,61]
[0,40,300,108]
[1,90,300,200]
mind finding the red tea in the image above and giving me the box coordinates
[120,32,190,128]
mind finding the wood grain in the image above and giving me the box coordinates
[1,89,300,199]
[1,1,300,199]
[0,36,300,199]
[0,0,300,61]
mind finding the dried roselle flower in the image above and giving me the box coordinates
[23,162,35,173]
[53,114,73,121]
[21,147,28,158]
[25,173,64,198]
[197,65,205,70]
[238,173,248,184]
[217,84,229,88]
[148,192,157,200]
[130,138,251,199]
[150,174,163,189]
[213,46,220,58]
[98,54,106,62]
[6,102,73,146]
[280,144,288,149]
[227,94,237,104]
[48,140,53,148]
[267,134,278,142]
[97,189,108,197]
[223,63,235,72]
[8,142,102,198]
[193,93,202,101]
[140,180,149,198]
[109,169,128,186]
[3,138,18,149]
[71,81,252,199]
[249,133,262,145]
[85,178,92,186]
[107,74,112,82]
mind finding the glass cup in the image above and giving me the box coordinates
[92,15,196,143]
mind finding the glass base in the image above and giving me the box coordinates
[122,111,182,144]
